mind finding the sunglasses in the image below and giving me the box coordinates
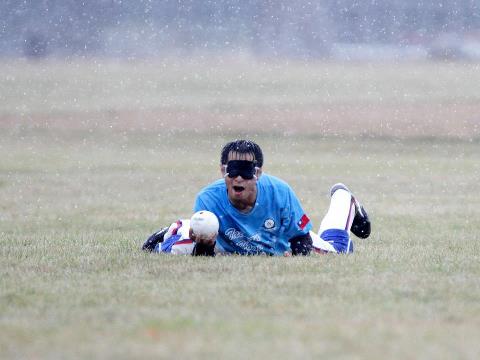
[223,160,259,180]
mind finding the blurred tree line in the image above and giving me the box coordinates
[1,0,479,58]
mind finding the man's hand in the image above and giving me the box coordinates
[189,228,216,246]
[189,228,216,256]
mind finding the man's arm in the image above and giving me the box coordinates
[281,183,312,255]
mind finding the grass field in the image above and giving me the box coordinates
[1,60,480,359]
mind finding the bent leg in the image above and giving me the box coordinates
[318,188,356,253]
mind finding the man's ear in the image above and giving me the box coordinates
[220,164,227,177]
[255,167,262,180]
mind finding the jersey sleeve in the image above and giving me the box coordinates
[282,185,312,240]
[193,180,224,213]
[193,192,208,212]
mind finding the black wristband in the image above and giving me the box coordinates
[191,242,216,257]
[289,233,313,256]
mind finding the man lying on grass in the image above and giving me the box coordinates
[142,140,371,256]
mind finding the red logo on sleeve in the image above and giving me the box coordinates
[297,214,310,230]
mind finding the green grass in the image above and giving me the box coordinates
[1,60,480,359]
[1,128,479,359]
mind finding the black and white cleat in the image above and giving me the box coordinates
[142,227,168,252]
[351,203,371,239]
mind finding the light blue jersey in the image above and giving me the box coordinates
[194,174,312,255]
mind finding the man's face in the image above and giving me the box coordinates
[221,151,262,211]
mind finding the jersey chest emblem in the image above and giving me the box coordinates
[264,218,275,229]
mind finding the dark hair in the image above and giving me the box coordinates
[220,140,264,167]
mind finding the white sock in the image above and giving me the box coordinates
[318,189,355,233]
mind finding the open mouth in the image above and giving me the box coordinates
[233,186,245,193]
